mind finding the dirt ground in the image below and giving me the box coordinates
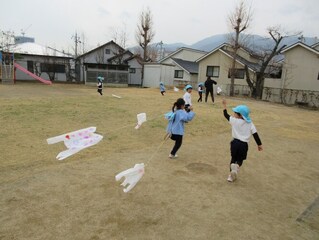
[0,83,318,240]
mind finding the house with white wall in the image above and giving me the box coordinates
[263,41,319,106]
[3,42,73,82]
[143,47,206,88]
[196,43,262,95]
[76,41,142,86]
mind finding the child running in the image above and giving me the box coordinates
[159,82,166,96]
[222,99,263,182]
[197,83,204,102]
[97,76,104,95]
[166,98,195,158]
[183,84,193,112]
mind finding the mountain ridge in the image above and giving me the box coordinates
[153,33,319,53]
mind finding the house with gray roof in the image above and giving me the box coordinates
[76,40,142,86]
[143,47,206,88]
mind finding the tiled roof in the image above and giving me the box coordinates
[171,58,199,74]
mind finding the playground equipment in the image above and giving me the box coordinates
[0,52,15,84]
[0,52,52,85]
[14,62,52,85]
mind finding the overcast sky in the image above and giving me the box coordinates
[1,0,318,52]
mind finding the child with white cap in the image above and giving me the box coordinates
[222,99,263,182]
[183,84,193,112]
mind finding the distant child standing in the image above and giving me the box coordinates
[183,84,193,112]
[159,82,166,96]
[166,98,195,158]
[197,83,204,102]
[97,76,104,95]
[222,99,263,182]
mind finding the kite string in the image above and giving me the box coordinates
[98,113,164,136]
[145,138,168,166]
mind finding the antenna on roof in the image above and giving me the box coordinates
[21,24,32,36]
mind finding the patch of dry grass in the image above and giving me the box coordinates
[0,83,318,240]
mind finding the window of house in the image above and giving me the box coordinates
[174,70,183,79]
[27,61,34,73]
[268,70,282,79]
[206,66,220,77]
[129,68,136,73]
[228,68,245,79]
[105,49,110,54]
[40,63,65,73]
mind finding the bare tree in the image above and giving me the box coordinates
[245,26,301,99]
[135,7,155,86]
[111,24,128,65]
[227,0,252,96]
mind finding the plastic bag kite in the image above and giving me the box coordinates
[217,86,222,95]
[174,87,179,92]
[135,113,147,129]
[115,163,145,193]
[47,127,103,160]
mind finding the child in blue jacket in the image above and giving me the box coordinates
[166,98,195,158]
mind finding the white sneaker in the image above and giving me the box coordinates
[227,175,233,182]
[169,154,178,159]
[230,163,239,181]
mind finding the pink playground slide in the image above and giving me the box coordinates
[14,62,52,85]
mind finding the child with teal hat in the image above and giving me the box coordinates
[97,75,104,95]
[159,82,166,96]
[222,99,263,182]
[197,83,204,102]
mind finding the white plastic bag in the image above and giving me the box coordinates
[115,163,145,193]
[135,113,147,129]
[47,127,103,160]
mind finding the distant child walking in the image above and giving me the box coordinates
[183,84,193,112]
[159,82,166,96]
[166,98,195,158]
[197,83,204,102]
[97,76,104,95]
[222,99,263,182]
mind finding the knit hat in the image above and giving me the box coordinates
[232,105,251,123]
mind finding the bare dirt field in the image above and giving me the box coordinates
[0,83,318,240]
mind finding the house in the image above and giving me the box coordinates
[2,41,73,83]
[76,41,142,86]
[196,43,262,95]
[143,47,207,88]
[124,54,143,86]
[263,41,319,106]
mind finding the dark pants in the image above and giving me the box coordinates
[198,92,202,102]
[97,89,103,95]
[230,139,248,169]
[170,134,183,155]
[205,89,214,102]
[161,91,165,96]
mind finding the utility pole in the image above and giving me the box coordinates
[156,41,163,61]
[72,32,81,58]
